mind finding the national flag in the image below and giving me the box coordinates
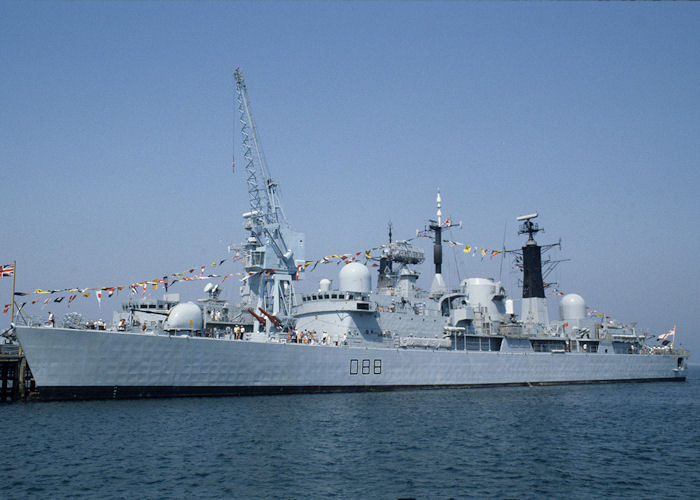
[54,296,64,303]
[96,290,102,306]
[657,326,675,346]
[442,218,451,226]
[0,264,14,277]
[2,304,9,313]
[68,295,77,305]
[481,248,486,257]
[463,245,471,254]
[490,250,501,258]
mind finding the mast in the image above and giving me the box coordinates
[428,190,459,298]
[517,213,548,324]
[518,214,545,299]
[672,325,676,350]
[10,260,16,325]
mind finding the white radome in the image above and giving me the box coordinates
[338,262,371,294]
[559,293,586,321]
[165,302,203,331]
[319,278,331,292]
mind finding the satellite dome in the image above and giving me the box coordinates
[559,294,586,321]
[319,278,331,292]
[338,262,371,294]
[165,302,203,331]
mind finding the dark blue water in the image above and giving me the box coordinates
[3,368,699,499]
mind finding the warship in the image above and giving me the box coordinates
[7,70,688,400]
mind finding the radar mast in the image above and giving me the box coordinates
[516,212,548,324]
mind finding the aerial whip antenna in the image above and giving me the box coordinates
[499,221,507,282]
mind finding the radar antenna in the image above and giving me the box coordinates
[517,212,541,245]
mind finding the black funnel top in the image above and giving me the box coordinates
[518,216,545,299]
[433,225,442,274]
[522,243,545,298]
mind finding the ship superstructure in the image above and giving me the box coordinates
[7,70,688,401]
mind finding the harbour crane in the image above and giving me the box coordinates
[234,68,305,334]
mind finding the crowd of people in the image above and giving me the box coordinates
[286,329,336,345]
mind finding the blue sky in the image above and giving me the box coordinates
[1,2,699,353]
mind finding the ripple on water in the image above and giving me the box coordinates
[2,371,700,498]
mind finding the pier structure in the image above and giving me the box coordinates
[0,352,33,402]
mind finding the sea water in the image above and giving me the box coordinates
[2,367,699,499]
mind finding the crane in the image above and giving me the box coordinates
[234,68,305,334]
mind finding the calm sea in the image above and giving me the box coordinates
[2,367,699,499]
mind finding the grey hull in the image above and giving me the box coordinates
[15,326,686,401]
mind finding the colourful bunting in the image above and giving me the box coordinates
[11,235,514,311]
